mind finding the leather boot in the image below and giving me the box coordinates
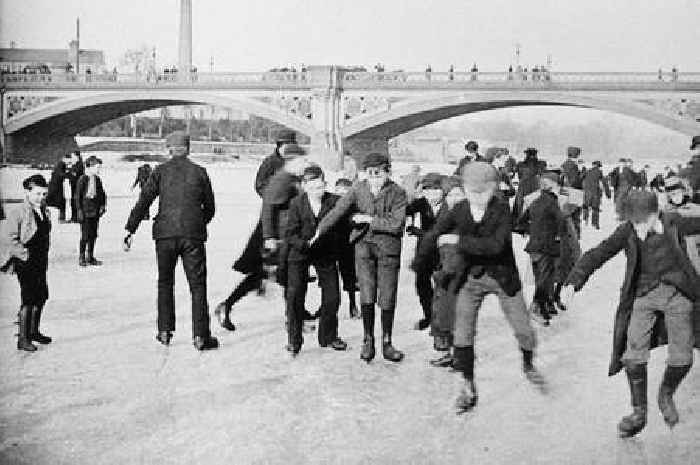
[17,306,37,352]
[453,346,477,413]
[214,302,236,331]
[657,365,691,429]
[522,349,545,385]
[360,304,375,362]
[618,363,648,438]
[30,305,52,344]
[381,310,404,362]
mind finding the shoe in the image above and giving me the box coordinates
[413,318,430,331]
[329,338,348,351]
[657,365,691,429]
[286,343,301,356]
[156,330,172,346]
[382,340,404,362]
[29,306,52,344]
[360,336,375,362]
[455,379,478,414]
[618,363,648,438]
[17,306,37,352]
[79,256,87,267]
[522,349,545,386]
[87,258,103,266]
[430,353,454,368]
[193,335,219,351]
[214,302,236,331]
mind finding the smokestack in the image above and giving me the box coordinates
[178,0,192,81]
[76,17,80,73]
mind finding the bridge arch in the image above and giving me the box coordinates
[5,90,318,138]
[341,91,699,140]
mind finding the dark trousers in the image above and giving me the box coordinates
[155,238,211,338]
[225,272,264,308]
[286,259,340,347]
[530,252,556,307]
[415,269,433,320]
[338,246,356,292]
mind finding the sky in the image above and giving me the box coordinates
[1,0,699,72]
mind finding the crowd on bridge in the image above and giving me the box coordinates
[2,128,700,438]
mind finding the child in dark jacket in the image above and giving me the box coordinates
[75,156,106,266]
[414,162,543,414]
[284,165,348,356]
[406,172,447,331]
[516,172,565,325]
[562,190,700,438]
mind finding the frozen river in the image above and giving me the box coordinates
[0,159,698,464]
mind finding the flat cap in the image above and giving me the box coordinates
[420,172,444,189]
[276,130,297,145]
[84,155,103,167]
[363,152,390,169]
[281,143,306,157]
[465,140,479,152]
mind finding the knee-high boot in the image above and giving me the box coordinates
[381,309,404,362]
[618,363,648,438]
[657,364,691,428]
[453,346,477,412]
[360,304,375,362]
[30,305,52,344]
[17,305,37,352]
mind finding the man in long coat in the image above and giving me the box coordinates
[513,147,546,220]
[582,160,611,229]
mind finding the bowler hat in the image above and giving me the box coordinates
[524,147,538,155]
[465,140,479,152]
[690,135,700,150]
[166,131,190,148]
[593,160,602,167]
[276,130,297,145]
[302,164,324,181]
[462,162,499,193]
[85,155,103,167]
[567,146,581,158]
[363,152,390,170]
[420,172,444,190]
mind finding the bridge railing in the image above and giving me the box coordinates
[2,70,700,89]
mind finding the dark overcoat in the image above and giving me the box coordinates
[566,213,700,376]
[582,167,611,207]
[46,161,67,208]
[75,175,107,219]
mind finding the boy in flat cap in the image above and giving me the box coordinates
[312,152,407,363]
[516,172,566,325]
[406,172,446,331]
[562,190,700,437]
[124,131,219,351]
[284,165,348,355]
[414,162,543,414]
[75,156,106,266]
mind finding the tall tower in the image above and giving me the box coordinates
[178,0,192,80]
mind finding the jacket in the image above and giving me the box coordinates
[316,180,407,256]
[254,152,285,198]
[75,175,106,219]
[516,158,546,197]
[565,212,700,376]
[582,167,611,203]
[285,192,346,262]
[261,170,299,240]
[414,196,522,296]
[561,159,583,189]
[46,161,67,208]
[517,190,564,256]
[125,155,215,241]
[0,200,51,274]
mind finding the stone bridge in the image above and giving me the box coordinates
[2,67,700,168]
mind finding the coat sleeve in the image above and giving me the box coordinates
[458,204,512,256]
[412,207,457,271]
[284,198,308,252]
[2,208,28,263]
[125,168,160,234]
[99,177,107,211]
[369,188,407,235]
[565,222,629,290]
[671,213,700,237]
[201,170,215,225]
[254,158,273,198]
[601,174,611,199]
[75,176,86,213]
[316,188,357,238]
